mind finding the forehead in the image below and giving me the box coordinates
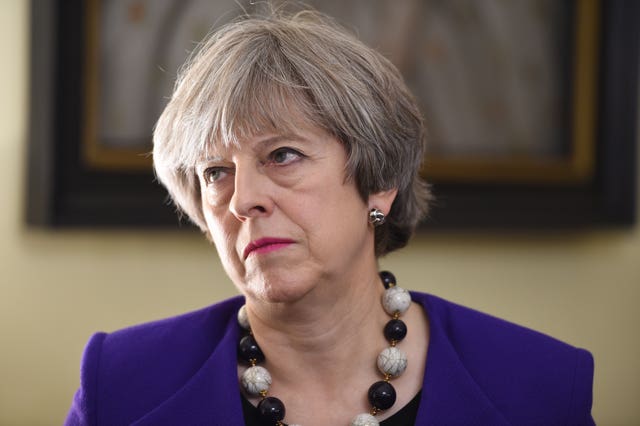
[199,132,301,160]
[210,125,342,157]
[199,108,335,160]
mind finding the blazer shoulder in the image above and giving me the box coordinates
[98,294,244,380]
[102,295,244,354]
[422,293,582,356]
[416,293,595,425]
[65,332,107,425]
[66,296,244,425]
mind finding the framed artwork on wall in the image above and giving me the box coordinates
[27,0,638,229]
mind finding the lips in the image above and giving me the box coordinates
[243,237,295,259]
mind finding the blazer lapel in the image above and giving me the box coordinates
[414,293,512,426]
[132,304,246,426]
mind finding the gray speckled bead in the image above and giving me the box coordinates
[382,286,411,316]
[237,305,250,330]
[241,365,271,395]
[377,346,408,377]
[350,413,380,426]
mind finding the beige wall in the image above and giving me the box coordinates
[2,2,639,425]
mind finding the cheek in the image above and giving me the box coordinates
[203,209,239,258]
[210,221,233,250]
[210,224,245,280]
[205,190,216,206]
[203,186,231,208]
[300,186,367,246]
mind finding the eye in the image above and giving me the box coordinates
[202,167,230,184]
[268,147,304,165]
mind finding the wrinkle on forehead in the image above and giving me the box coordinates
[200,132,314,164]
[200,93,324,162]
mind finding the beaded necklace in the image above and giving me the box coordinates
[237,271,411,426]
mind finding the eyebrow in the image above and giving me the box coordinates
[197,154,225,166]
[198,132,308,163]
[255,133,308,147]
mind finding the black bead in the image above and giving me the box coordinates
[258,396,286,424]
[238,335,265,364]
[384,319,407,342]
[379,271,396,289]
[368,380,396,410]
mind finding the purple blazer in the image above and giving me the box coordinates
[65,292,594,425]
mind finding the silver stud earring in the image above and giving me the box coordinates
[368,208,386,227]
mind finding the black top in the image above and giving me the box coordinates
[241,390,422,425]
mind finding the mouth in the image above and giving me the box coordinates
[243,237,295,259]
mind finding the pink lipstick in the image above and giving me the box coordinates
[243,238,295,259]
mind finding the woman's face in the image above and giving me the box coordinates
[196,123,381,304]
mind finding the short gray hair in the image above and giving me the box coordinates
[153,8,431,256]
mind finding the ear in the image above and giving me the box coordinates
[368,188,398,215]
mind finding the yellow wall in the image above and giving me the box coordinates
[2,2,639,425]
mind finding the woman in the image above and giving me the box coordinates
[65,9,594,426]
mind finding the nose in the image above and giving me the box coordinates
[228,163,273,221]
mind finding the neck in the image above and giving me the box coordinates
[238,270,430,426]
[244,267,388,383]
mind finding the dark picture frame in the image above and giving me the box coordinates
[27,0,638,229]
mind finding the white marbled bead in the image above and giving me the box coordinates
[350,413,380,426]
[377,346,408,377]
[241,365,271,395]
[237,304,250,330]
[382,286,411,316]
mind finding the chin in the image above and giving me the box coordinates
[241,271,314,305]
